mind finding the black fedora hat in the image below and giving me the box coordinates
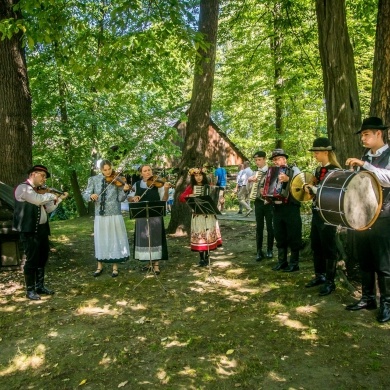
[356,117,389,134]
[270,148,288,160]
[308,137,335,152]
[253,150,266,158]
[27,164,51,178]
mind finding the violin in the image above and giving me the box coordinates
[146,175,173,188]
[34,185,64,195]
[105,171,127,187]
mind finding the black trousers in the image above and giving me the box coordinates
[254,199,274,251]
[311,209,338,274]
[355,217,390,278]
[20,224,50,275]
[273,202,302,251]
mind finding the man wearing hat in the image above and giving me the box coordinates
[13,165,68,300]
[248,151,274,261]
[268,149,302,272]
[345,117,390,323]
[305,138,341,296]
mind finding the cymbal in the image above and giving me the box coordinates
[290,172,314,202]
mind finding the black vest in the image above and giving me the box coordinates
[361,148,390,218]
[13,182,50,234]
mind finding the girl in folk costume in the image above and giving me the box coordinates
[304,138,341,295]
[128,164,170,275]
[83,160,131,277]
[179,167,222,267]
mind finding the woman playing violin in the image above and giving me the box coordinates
[128,164,170,275]
[83,159,131,277]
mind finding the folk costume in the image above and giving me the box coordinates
[305,138,340,295]
[179,168,222,266]
[13,165,66,300]
[83,174,130,266]
[345,117,390,323]
[269,149,302,272]
[132,180,168,262]
[251,151,274,261]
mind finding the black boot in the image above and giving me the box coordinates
[319,258,337,296]
[255,250,265,262]
[198,252,207,267]
[35,268,55,295]
[377,276,390,323]
[346,271,377,311]
[25,272,41,300]
[284,250,300,272]
[272,248,288,271]
[266,248,273,258]
[305,273,326,288]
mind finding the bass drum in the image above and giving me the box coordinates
[317,170,383,231]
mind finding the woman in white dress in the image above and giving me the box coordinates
[83,160,131,277]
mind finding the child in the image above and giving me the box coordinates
[179,167,222,266]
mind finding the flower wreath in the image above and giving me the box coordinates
[188,167,208,175]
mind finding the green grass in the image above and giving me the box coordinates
[0,215,389,390]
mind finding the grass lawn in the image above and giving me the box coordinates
[1,214,389,390]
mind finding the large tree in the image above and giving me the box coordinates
[0,0,32,186]
[315,0,362,165]
[167,0,219,234]
[370,0,390,124]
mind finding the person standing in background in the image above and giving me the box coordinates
[234,164,244,214]
[238,161,253,217]
[214,162,227,213]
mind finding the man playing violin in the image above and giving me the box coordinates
[13,164,69,300]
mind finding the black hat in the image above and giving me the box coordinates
[270,148,288,160]
[356,117,389,134]
[308,137,335,152]
[253,151,266,158]
[27,164,51,178]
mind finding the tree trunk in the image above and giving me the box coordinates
[272,2,284,149]
[167,0,219,234]
[370,0,390,126]
[0,1,32,186]
[315,0,361,165]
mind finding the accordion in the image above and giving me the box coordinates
[249,170,266,201]
[263,166,293,200]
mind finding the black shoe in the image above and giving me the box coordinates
[305,275,326,288]
[26,290,41,300]
[272,262,288,271]
[319,281,335,296]
[345,298,377,311]
[377,303,390,323]
[283,265,300,272]
[266,250,273,258]
[198,260,207,267]
[256,251,265,262]
[35,286,55,295]
[237,211,243,214]
[93,268,104,277]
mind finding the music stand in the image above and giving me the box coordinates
[129,200,168,292]
[186,196,220,282]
